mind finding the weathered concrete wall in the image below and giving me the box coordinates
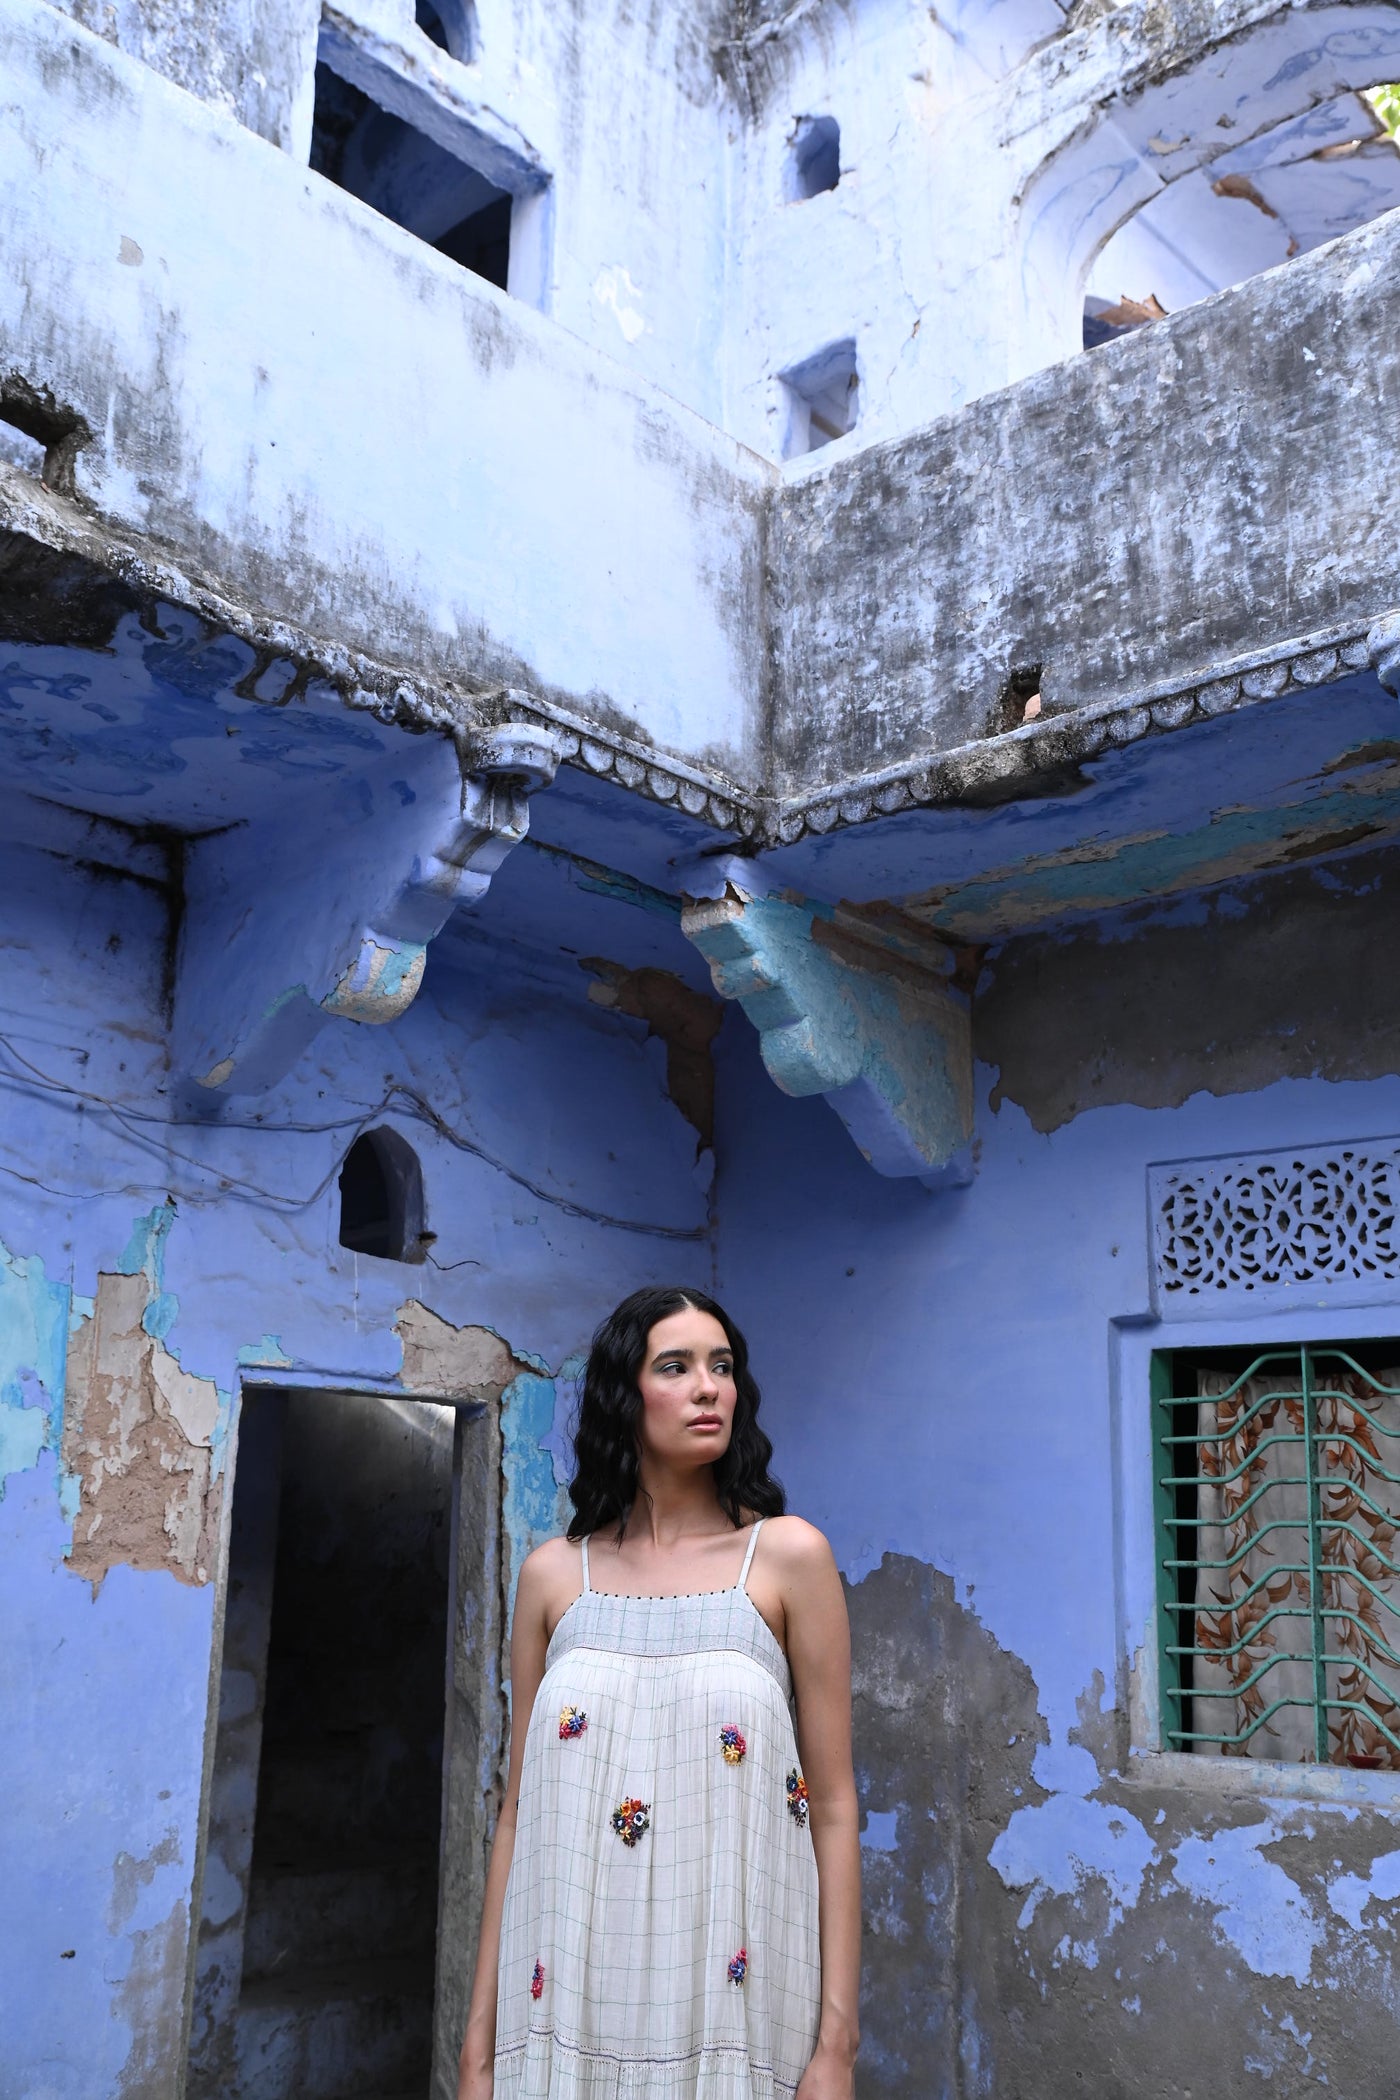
[979,842,1400,1133]
[0,788,719,2096]
[43,0,321,148]
[770,205,1400,797]
[0,0,770,782]
[713,842,1400,2097]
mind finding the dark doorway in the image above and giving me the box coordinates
[310,63,513,291]
[188,1388,455,2100]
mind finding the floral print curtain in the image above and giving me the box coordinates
[1191,1362,1400,1767]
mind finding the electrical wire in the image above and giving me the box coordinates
[0,1031,709,1241]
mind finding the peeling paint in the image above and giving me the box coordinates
[989,1791,1156,1965]
[1327,1846,1400,1928]
[62,1268,225,1589]
[0,1241,75,1498]
[1171,1824,1325,1986]
[582,958,722,1149]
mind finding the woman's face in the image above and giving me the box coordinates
[635,1306,738,1470]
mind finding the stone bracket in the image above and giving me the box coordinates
[173,722,561,1102]
[681,880,974,1187]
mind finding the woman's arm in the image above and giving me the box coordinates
[777,1521,861,2100]
[457,1546,554,2100]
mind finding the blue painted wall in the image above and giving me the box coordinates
[0,811,710,2098]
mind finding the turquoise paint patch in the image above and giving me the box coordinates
[501,1370,569,1624]
[236,1334,293,1368]
[375,942,427,999]
[929,778,1400,939]
[260,983,310,1021]
[142,1292,179,1341]
[0,1397,46,1483]
[503,1372,568,1544]
[0,1242,73,1499]
[119,1203,175,1288]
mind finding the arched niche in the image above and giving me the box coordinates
[338,1127,427,1263]
[1018,4,1400,370]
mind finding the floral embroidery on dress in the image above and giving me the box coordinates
[530,1961,545,2000]
[786,1768,809,1827]
[558,1704,588,1740]
[728,1947,748,1985]
[719,1724,747,1765]
[610,1796,651,1846]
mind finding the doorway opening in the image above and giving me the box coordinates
[187,1385,472,2100]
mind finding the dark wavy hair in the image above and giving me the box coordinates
[567,1285,785,1540]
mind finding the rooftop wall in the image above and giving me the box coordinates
[0,0,770,783]
[769,204,1400,798]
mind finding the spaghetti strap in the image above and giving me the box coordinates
[579,1535,591,1593]
[737,1517,765,1593]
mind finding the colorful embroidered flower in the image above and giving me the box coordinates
[728,1947,748,1986]
[719,1725,747,1765]
[530,1961,545,2001]
[611,1796,651,1846]
[558,1705,588,1740]
[786,1769,809,1828]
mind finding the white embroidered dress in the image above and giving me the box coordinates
[495,1521,821,2100]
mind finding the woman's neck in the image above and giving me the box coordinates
[623,1465,731,1547]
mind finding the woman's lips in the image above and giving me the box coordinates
[690,1415,722,1430]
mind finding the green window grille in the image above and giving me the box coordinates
[1154,1343,1400,1766]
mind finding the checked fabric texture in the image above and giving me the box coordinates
[495,1523,820,2099]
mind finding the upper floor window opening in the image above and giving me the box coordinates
[778,339,859,458]
[310,60,513,290]
[786,115,840,201]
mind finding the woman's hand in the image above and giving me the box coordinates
[795,2033,858,2100]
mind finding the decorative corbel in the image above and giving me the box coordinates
[173,721,560,1101]
[681,879,974,1187]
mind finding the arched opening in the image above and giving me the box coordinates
[1084,86,1400,348]
[338,1127,426,1262]
[1017,9,1400,373]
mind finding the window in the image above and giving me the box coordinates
[1154,1342,1400,1769]
[310,62,513,290]
[778,339,858,459]
[787,115,840,201]
[338,1128,426,1262]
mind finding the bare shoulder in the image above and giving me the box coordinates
[517,1534,584,1613]
[523,1533,582,1577]
[757,1513,838,1583]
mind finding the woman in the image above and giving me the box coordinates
[458,1284,860,2100]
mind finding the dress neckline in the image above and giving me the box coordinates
[578,1517,764,1601]
[547,1577,790,1672]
